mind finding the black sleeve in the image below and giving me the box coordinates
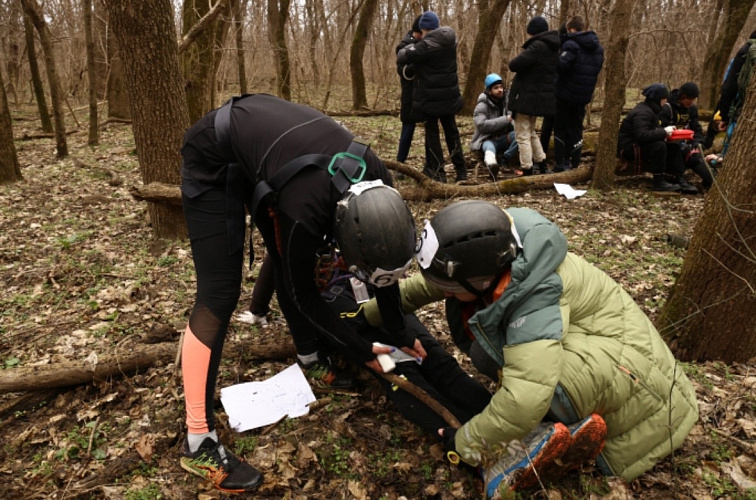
[688,105,704,145]
[720,47,748,122]
[373,284,414,348]
[279,214,376,363]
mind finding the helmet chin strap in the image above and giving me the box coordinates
[456,278,498,305]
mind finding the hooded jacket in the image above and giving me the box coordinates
[361,207,698,481]
[659,89,704,147]
[555,31,604,104]
[470,91,513,151]
[397,26,464,117]
[616,100,667,153]
[508,30,561,116]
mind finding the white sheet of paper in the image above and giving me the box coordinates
[553,183,587,200]
[220,364,317,432]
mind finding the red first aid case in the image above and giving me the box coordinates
[667,129,695,141]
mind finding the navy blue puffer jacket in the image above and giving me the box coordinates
[555,31,604,104]
[508,30,560,116]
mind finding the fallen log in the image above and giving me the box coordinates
[129,182,183,206]
[0,340,296,394]
[387,159,593,202]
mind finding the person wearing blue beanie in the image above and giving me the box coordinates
[418,11,440,31]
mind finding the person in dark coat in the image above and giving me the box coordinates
[395,16,425,165]
[660,82,712,191]
[553,16,604,172]
[397,11,467,183]
[179,94,425,493]
[617,84,694,193]
[703,29,756,149]
[508,16,560,175]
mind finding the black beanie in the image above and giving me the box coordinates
[679,82,699,99]
[411,15,421,33]
[642,83,670,101]
[527,16,549,35]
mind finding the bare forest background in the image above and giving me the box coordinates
[1,0,756,120]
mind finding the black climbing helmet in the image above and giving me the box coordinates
[417,200,519,294]
[334,181,416,287]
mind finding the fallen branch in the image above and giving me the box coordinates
[0,340,296,394]
[387,160,593,202]
[380,372,461,428]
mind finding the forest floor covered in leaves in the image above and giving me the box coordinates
[1,112,755,500]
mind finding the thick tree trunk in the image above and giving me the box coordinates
[0,70,23,184]
[268,0,292,100]
[660,72,756,364]
[22,11,52,133]
[84,0,99,146]
[102,0,190,239]
[592,0,636,190]
[106,28,131,120]
[350,0,379,110]
[231,0,248,94]
[461,0,511,115]
[699,0,756,110]
[181,0,229,122]
[21,0,68,157]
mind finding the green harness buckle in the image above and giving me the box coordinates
[328,152,367,183]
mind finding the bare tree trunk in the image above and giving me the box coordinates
[461,0,512,114]
[231,0,248,94]
[22,7,53,133]
[106,27,131,120]
[0,69,22,184]
[21,0,68,158]
[268,0,292,100]
[181,0,229,122]
[660,72,756,363]
[350,0,379,110]
[83,0,99,146]
[592,0,636,190]
[558,0,570,27]
[305,0,321,86]
[699,0,756,110]
[102,0,190,239]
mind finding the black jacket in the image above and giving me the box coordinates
[397,26,464,117]
[181,94,408,362]
[508,30,560,116]
[659,89,703,147]
[396,31,423,123]
[718,38,755,123]
[555,31,604,104]
[617,100,667,153]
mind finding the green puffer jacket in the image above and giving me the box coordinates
[364,207,699,481]
[456,207,699,480]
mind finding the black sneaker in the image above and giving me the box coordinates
[677,177,699,195]
[300,354,355,389]
[180,437,263,493]
[653,179,681,192]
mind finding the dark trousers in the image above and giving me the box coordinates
[323,282,491,435]
[619,140,667,176]
[249,252,275,315]
[554,100,586,170]
[540,114,554,155]
[666,142,713,188]
[397,121,416,163]
[424,114,466,181]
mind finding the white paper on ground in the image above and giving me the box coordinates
[220,364,316,432]
[553,183,587,200]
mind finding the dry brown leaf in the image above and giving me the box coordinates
[134,433,155,461]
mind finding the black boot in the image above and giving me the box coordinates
[653,175,680,193]
[677,176,699,195]
[690,159,713,190]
